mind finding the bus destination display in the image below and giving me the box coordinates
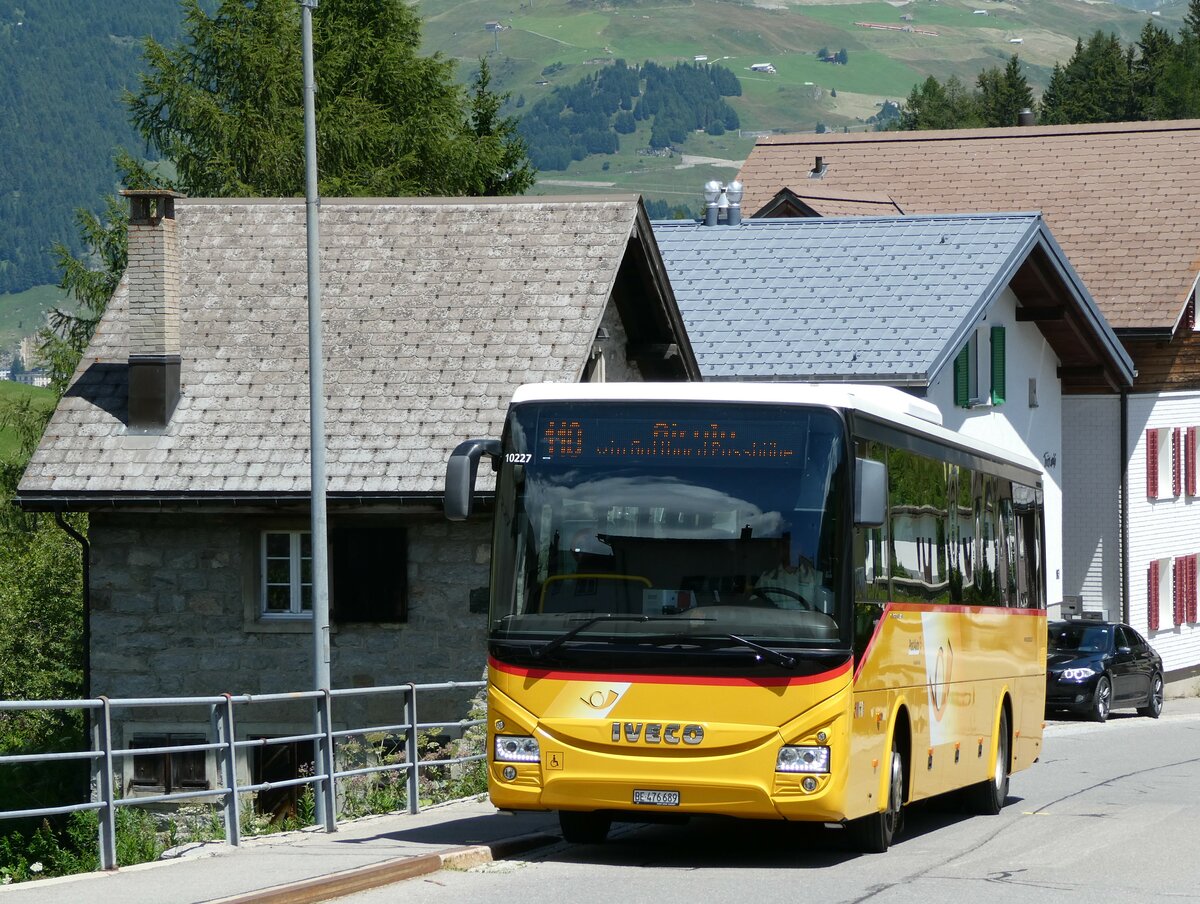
[539,416,800,464]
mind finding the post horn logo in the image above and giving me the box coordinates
[581,689,619,709]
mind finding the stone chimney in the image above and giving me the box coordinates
[121,189,184,430]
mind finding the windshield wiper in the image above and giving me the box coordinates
[637,632,796,669]
[532,614,683,660]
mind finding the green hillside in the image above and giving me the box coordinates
[419,0,1183,202]
[0,285,68,360]
[0,381,54,462]
[0,0,184,295]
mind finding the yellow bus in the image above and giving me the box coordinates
[446,383,1047,851]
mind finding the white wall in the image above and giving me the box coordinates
[1061,395,1122,620]
[1125,391,1200,674]
[926,286,1065,607]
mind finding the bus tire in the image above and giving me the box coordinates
[964,706,1009,816]
[851,739,904,853]
[558,810,612,844]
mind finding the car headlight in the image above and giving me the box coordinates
[1060,667,1096,681]
[494,735,540,763]
[776,745,830,774]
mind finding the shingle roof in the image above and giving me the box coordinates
[19,197,690,502]
[760,188,904,217]
[736,120,1200,331]
[652,213,1132,386]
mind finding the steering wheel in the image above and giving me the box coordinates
[748,586,813,610]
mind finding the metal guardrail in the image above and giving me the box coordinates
[0,680,486,871]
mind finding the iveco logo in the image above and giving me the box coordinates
[611,722,704,745]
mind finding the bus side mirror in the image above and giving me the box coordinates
[854,458,886,527]
[445,439,501,521]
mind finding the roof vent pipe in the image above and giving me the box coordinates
[726,180,744,227]
[810,156,827,178]
[1017,108,1035,126]
[703,180,722,226]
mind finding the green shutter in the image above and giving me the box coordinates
[953,346,970,408]
[990,326,1006,405]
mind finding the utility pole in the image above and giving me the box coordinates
[301,0,335,832]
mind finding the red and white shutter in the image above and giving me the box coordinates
[1188,428,1198,497]
[1146,429,1159,498]
[1189,554,1199,624]
[1174,557,1185,627]
[1148,562,1160,632]
[1173,428,1183,497]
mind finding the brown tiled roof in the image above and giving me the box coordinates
[738,120,1200,331]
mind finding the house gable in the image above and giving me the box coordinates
[739,120,1200,335]
[18,196,698,512]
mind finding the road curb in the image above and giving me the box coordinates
[207,832,560,904]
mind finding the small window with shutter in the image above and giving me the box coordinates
[990,326,1006,405]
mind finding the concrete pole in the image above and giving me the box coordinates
[301,0,335,831]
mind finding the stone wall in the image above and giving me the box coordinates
[89,510,492,789]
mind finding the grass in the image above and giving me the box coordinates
[0,381,54,462]
[0,285,66,352]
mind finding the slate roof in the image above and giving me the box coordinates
[18,196,696,506]
[652,213,1133,386]
[736,120,1200,332]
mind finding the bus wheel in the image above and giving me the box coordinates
[964,707,1010,815]
[851,740,904,853]
[558,810,612,844]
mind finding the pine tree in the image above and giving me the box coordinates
[46,0,534,397]
[128,0,531,198]
[977,54,1034,127]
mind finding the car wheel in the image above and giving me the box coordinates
[1090,675,1112,722]
[964,707,1010,815]
[558,810,612,844]
[1137,672,1164,719]
[851,740,905,853]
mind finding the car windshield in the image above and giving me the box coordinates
[488,401,849,652]
[1048,623,1111,653]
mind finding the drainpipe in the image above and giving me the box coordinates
[1120,388,1129,624]
[55,510,90,699]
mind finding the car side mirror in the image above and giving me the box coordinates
[854,458,886,527]
[445,438,501,521]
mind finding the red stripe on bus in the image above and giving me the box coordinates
[489,655,851,688]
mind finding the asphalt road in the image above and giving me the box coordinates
[334,702,1200,904]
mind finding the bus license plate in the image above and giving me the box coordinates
[633,789,679,806]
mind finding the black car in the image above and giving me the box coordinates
[1045,620,1164,722]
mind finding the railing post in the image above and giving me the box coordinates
[405,683,419,815]
[319,689,337,832]
[214,693,241,847]
[93,697,117,871]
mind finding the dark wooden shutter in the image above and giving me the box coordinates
[990,326,1006,404]
[1146,429,1158,498]
[1147,562,1159,632]
[330,527,408,623]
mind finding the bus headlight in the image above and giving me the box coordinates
[495,735,540,763]
[776,745,830,774]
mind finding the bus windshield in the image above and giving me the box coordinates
[489,402,849,659]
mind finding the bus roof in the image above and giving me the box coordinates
[509,382,1043,480]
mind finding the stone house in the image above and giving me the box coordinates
[16,191,697,799]
[652,212,1134,611]
[734,120,1200,686]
